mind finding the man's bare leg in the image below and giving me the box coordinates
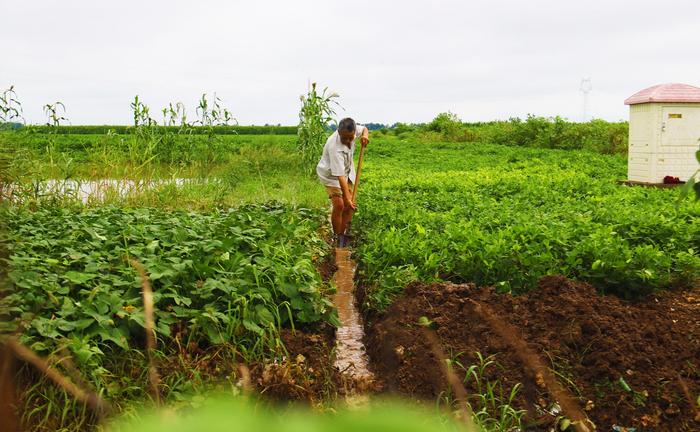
[341,207,354,235]
[330,195,345,237]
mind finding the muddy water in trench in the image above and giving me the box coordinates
[333,247,373,381]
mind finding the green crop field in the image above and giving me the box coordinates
[1,113,699,431]
[5,2,700,429]
[355,137,699,311]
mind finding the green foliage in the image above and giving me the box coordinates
[426,112,464,141]
[194,93,235,128]
[482,116,628,154]
[355,139,700,309]
[409,116,629,154]
[0,133,328,209]
[391,122,420,135]
[379,116,629,154]
[678,148,700,202]
[297,83,340,174]
[24,125,297,135]
[0,85,24,124]
[3,131,284,169]
[453,352,526,431]
[1,203,335,364]
[43,101,69,128]
[108,398,462,432]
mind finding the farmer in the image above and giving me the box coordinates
[316,117,369,247]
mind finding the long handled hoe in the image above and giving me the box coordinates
[351,142,367,202]
[339,142,367,247]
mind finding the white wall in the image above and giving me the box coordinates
[628,103,700,182]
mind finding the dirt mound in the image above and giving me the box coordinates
[366,276,700,430]
[250,325,350,404]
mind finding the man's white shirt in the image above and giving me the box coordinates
[316,125,366,188]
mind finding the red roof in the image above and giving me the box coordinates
[625,83,700,105]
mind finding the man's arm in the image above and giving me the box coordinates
[360,127,369,146]
[337,176,356,210]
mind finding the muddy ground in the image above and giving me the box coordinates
[365,276,700,431]
[251,325,349,404]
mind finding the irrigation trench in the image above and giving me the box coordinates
[330,246,594,430]
[332,247,374,382]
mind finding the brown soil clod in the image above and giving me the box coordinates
[365,275,700,430]
[468,298,594,432]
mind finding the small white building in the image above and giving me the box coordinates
[624,83,700,183]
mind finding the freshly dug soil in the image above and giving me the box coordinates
[317,254,338,283]
[365,276,700,431]
[251,324,350,404]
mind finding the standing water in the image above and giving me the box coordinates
[333,247,374,381]
[1,178,214,203]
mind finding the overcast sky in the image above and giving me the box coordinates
[2,0,700,125]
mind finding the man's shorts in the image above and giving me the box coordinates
[325,182,352,199]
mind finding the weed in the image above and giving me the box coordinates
[436,351,525,431]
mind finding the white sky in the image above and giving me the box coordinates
[2,0,700,125]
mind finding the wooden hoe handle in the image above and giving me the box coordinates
[352,143,367,201]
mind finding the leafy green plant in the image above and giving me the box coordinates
[22,125,297,135]
[426,112,464,141]
[195,93,235,128]
[108,398,464,432]
[355,139,699,305]
[417,115,629,155]
[0,85,24,124]
[43,102,69,128]
[190,93,236,174]
[678,148,700,202]
[618,377,647,407]
[437,352,525,431]
[296,83,340,174]
[2,203,334,360]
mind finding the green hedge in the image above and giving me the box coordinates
[408,115,630,155]
[24,124,298,135]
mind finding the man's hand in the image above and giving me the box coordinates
[360,127,369,147]
[344,196,357,211]
[337,175,357,210]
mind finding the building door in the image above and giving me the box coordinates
[661,106,700,147]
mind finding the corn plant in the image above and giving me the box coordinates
[0,85,24,124]
[195,93,234,128]
[193,93,236,175]
[43,101,69,128]
[161,101,188,128]
[126,95,161,171]
[131,95,156,128]
[297,83,340,174]
[41,101,73,178]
